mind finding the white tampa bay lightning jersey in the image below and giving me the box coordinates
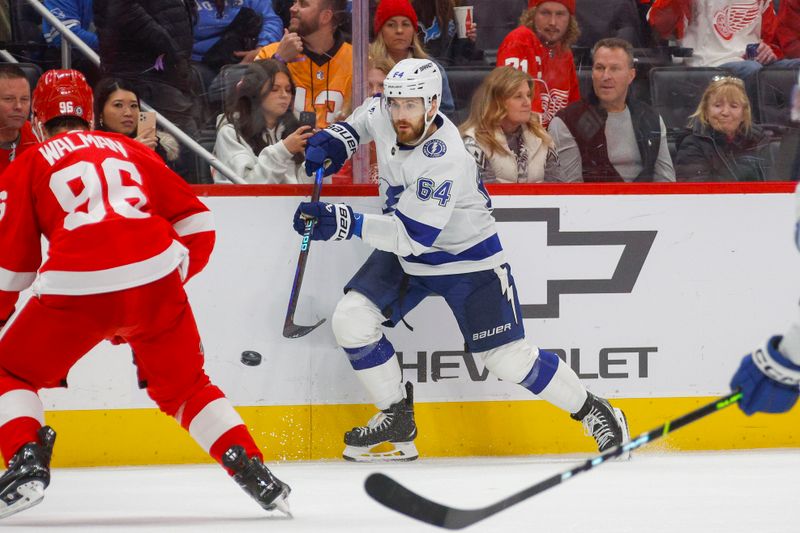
[334,97,505,276]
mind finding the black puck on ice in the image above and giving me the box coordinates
[240,350,262,366]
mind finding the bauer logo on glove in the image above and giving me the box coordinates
[293,201,363,241]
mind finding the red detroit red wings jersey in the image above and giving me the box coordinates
[0,130,214,320]
[497,26,580,126]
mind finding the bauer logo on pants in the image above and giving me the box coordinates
[494,207,657,319]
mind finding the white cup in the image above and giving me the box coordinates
[453,6,473,39]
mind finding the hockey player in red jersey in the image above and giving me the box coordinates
[0,70,290,519]
[496,0,580,127]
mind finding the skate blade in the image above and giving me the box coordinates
[614,408,632,461]
[342,441,419,463]
[0,481,45,519]
[272,492,292,518]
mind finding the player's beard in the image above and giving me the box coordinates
[392,117,425,145]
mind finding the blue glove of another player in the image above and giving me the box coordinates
[731,335,800,415]
[292,201,363,241]
[304,122,359,177]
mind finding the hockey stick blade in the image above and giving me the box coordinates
[283,318,326,339]
[283,167,325,339]
[365,391,742,530]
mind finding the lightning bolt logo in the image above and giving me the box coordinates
[496,266,519,325]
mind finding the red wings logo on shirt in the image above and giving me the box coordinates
[713,2,760,40]
[541,88,571,125]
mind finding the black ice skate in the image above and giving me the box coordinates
[222,445,292,517]
[343,381,418,462]
[571,393,630,456]
[0,425,56,519]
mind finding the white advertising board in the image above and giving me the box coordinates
[19,192,797,411]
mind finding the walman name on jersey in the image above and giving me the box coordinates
[38,133,129,166]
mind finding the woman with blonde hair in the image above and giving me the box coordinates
[370,0,455,116]
[675,76,774,182]
[460,66,559,183]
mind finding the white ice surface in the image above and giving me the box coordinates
[1,450,797,532]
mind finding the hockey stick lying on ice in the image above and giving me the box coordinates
[365,390,743,530]
[283,167,326,338]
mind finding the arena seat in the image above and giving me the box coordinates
[445,65,494,126]
[0,62,42,91]
[649,67,726,130]
[757,68,800,129]
[472,0,527,55]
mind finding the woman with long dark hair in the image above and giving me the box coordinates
[94,77,180,166]
[214,59,313,183]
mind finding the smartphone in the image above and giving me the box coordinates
[298,111,317,130]
[745,43,759,61]
[138,111,156,132]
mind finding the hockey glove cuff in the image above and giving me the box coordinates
[304,122,359,177]
[293,201,362,241]
[731,335,800,415]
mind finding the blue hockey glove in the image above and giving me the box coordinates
[292,201,363,241]
[731,335,800,415]
[304,122,359,177]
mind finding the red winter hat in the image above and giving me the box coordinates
[374,0,419,35]
[528,0,575,15]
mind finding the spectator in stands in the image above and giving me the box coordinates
[214,59,313,183]
[367,55,393,96]
[366,56,392,182]
[94,0,199,182]
[497,0,580,127]
[0,66,38,173]
[675,76,773,181]
[93,77,181,167]
[460,66,558,183]
[647,0,800,103]
[42,0,101,85]
[193,0,284,89]
[369,0,455,116]
[548,38,675,182]
[776,0,800,59]
[575,0,643,49]
[255,0,352,129]
[413,0,479,66]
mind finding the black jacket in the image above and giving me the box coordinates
[675,123,774,182]
[94,0,196,91]
[556,93,663,182]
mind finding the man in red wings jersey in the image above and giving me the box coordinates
[497,0,581,127]
[0,70,290,519]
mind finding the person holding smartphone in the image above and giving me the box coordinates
[213,59,313,184]
[93,78,181,169]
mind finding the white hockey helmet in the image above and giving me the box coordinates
[383,58,442,144]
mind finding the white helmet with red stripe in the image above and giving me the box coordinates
[32,69,93,140]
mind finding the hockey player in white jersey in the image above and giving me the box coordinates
[292,58,630,462]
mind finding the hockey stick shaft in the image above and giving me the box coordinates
[283,168,325,338]
[365,391,743,530]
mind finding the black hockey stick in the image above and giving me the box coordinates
[283,167,326,338]
[365,391,743,530]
